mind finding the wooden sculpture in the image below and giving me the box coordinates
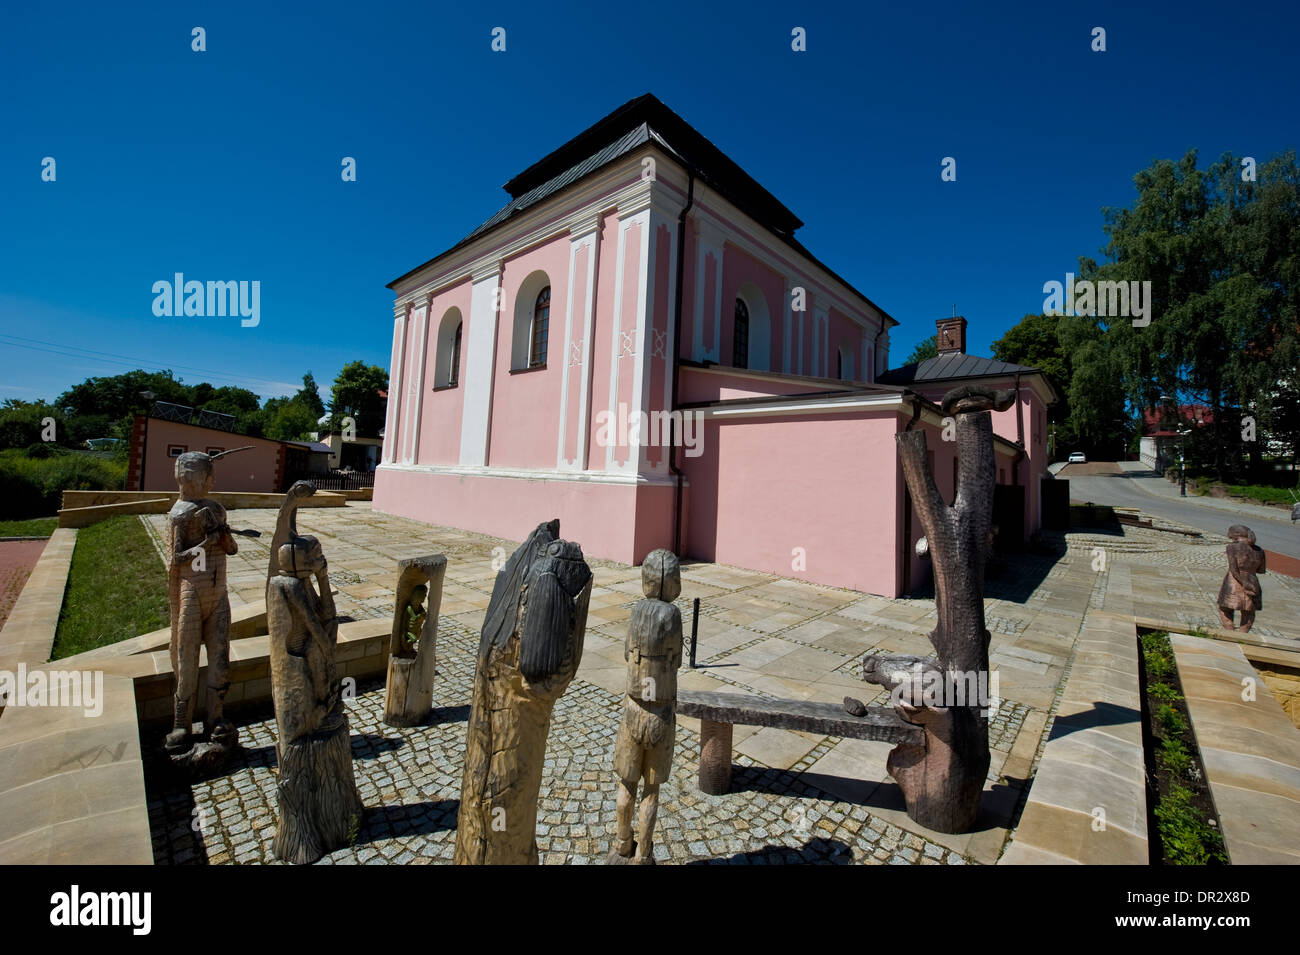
[844,384,1012,833]
[163,447,255,771]
[266,482,363,864]
[454,520,593,865]
[609,548,682,865]
[383,554,447,726]
[1217,524,1265,632]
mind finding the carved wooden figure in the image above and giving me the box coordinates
[163,447,254,770]
[454,520,592,865]
[383,554,447,726]
[610,549,682,865]
[844,384,1012,833]
[266,483,363,864]
[1217,524,1265,633]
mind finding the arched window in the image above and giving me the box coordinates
[733,298,749,369]
[529,286,550,368]
[449,322,462,386]
[433,307,463,388]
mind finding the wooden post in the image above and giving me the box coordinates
[863,385,1013,833]
[383,554,447,726]
[698,718,733,794]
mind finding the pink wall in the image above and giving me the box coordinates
[418,284,472,465]
[681,408,903,595]
[487,240,573,469]
[141,419,282,492]
[374,467,675,565]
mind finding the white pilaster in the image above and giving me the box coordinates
[458,261,502,466]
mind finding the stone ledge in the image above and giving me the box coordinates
[999,609,1148,865]
[0,617,389,865]
[1170,634,1300,865]
[0,528,76,675]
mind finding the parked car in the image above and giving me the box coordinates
[1068,452,1087,464]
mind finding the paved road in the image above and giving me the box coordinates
[1064,469,1300,560]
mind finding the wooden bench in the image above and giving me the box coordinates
[676,689,923,794]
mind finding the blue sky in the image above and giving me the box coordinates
[2,0,1297,406]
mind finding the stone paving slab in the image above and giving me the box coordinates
[999,610,1147,865]
[1170,634,1300,864]
[0,670,152,864]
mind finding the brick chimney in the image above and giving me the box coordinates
[936,316,967,355]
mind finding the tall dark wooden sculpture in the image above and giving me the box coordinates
[266,482,363,864]
[454,520,593,865]
[383,554,447,726]
[846,385,1012,833]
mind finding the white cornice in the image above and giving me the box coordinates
[391,153,651,301]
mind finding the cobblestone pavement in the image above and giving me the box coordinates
[144,619,968,865]
[138,504,1300,865]
[0,539,47,632]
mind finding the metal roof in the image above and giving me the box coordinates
[876,352,1039,385]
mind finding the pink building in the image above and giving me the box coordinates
[375,95,1056,597]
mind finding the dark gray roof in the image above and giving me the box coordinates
[460,123,660,246]
[876,352,1039,386]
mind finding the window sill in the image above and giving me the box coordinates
[509,364,548,375]
[432,384,459,392]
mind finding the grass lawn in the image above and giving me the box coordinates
[51,515,168,660]
[0,517,58,537]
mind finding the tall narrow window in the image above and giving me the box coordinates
[449,321,462,386]
[529,286,550,367]
[733,298,749,369]
[836,349,843,380]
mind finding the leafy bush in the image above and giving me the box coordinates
[1155,785,1227,865]
[1157,702,1187,737]
[1159,736,1192,776]
[1149,681,1181,704]
[0,449,126,519]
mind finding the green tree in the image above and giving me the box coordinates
[296,372,326,421]
[991,313,1080,455]
[0,399,65,449]
[902,338,938,365]
[260,397,317,442]
[1065,149,1300,477]
[329,361,389,437]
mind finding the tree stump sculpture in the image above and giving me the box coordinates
[845,385,1013,833]
[609,549,682,865]
[454,520,593,865]
[383,554,447,726]
[266,482,363,864]
[1217,524,1265,633]
[163,447,255,774]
